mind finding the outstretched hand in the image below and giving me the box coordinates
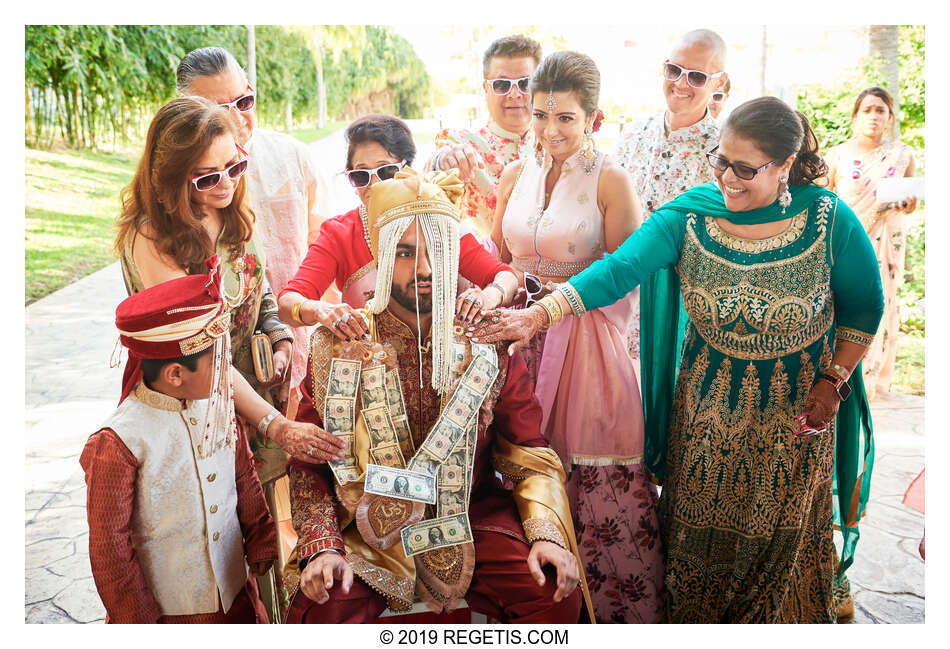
[466,306,548,357]
[526,540,579,603]
[268,417,347,464]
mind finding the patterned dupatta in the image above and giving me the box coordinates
[641,182,874,576]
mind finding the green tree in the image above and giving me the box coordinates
[797,25,924,152]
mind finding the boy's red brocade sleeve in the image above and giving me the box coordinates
[80,430,162,623]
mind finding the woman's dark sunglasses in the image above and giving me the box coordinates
[487,77,531,95]
[705,145,776,181]
[190,144,250,191]
[345,161,405,188]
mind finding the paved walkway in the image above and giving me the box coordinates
[24,131,922,623]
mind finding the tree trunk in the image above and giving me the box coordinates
[760,26,768,96]
[246,25,257,88]
[286,100,293,133]
[868,25,901,137]
[313,31,327,128]
[25,86,33,143]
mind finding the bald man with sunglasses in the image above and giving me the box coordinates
[613,28,728,371]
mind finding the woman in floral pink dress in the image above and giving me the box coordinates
[490,51,663,623]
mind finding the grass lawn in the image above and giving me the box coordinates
[894,332,925,395]
[290,121,346,144]
[25,147,136,304]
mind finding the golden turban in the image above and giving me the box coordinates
[366,168,463,262]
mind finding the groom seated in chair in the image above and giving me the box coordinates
[282,169,591,624]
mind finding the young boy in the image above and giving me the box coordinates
[80,262,277,623]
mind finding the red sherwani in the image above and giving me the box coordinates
[80,415,277,623]
[280,207,512,305]
[284,310,582,623]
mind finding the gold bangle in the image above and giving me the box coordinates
[291,299,308,325]
[536,295,563,329]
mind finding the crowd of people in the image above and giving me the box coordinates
[77,28,921,624]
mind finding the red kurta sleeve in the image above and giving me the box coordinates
[458,232,513,288]
[80,429,162,624]
[280,210,359,300]
[489,350,547,448]
[233,421,278,566]
[286,371,345,558]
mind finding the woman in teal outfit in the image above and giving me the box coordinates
[470,97,883,623]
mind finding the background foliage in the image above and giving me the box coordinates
[796,25,925,393]
[796,25,925,152]
[24,25,431,149]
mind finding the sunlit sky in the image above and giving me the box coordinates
[391,24,868,119]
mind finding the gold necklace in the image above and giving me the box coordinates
[222,253,246,309]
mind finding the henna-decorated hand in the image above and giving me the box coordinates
[268,416,347,464]
[466,305,548,356]
[798,378,842,434]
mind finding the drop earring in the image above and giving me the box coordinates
[778,176,791,215]
[581,125,596,175]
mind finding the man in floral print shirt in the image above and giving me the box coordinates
[614,29,727,363]
[614,28,727,217]
[429,35,542,239]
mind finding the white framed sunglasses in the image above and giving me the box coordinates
[663,61,724,89]
[711,92,726,102]
[219,85,256,113]
[344,160,405,188]
[190,144,250,191]
[486,76,531,96]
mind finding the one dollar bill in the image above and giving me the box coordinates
[363,463,436,505]
[400,513,472,557]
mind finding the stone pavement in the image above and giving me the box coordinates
[24,129,922,623]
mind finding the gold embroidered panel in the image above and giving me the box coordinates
[677,200,835,361]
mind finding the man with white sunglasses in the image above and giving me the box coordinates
[614,29,727,372]
[708,78,731,120]
[429,35,542,239]
[615,29,727,217]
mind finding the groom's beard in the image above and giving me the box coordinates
[390,275,433,314]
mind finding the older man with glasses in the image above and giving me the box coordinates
[612,29,728,379]
[708,78,732,120]
[428,34,542,239]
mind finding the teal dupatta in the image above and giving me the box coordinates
[640,182,875,575]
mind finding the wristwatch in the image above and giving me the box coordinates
[818,372,851,401]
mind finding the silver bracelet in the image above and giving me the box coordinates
[257,408,281,437]
[487,281,509,303]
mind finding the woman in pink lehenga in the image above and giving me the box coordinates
[904,470,925,558]
[825,86,918,400]
[490,51,662,623]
